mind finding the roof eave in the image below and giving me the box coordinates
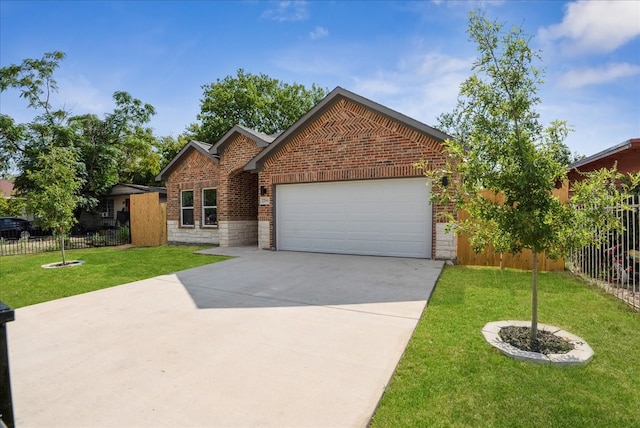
[568,139,638,170]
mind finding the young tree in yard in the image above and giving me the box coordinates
[26,147,84,265]
[193,69,328,143]
[422,12,640,347]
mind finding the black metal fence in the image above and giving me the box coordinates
[569,193,640,310]
[0,226,131,257]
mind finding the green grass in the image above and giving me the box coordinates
[0,246,230,308]
[370,265,640,428]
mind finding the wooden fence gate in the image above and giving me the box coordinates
[130,192,167,246]
[456,185,569,272]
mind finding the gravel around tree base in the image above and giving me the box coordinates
[499,326,574,355]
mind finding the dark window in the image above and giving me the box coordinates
[202,188,217,226]
[181,190,194,226]
[98,199,114,218]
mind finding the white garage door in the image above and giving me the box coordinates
[276,178,432,258]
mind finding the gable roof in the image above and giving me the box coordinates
[244,86,450,172]
[108,183,167,196]
[155,140,217,181]
[569,138,640,170]
[210,124,275,156]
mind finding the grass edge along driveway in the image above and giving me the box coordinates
[370,265,640,428]
[0,246,229,308]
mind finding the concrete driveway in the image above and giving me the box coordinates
[8,247,443,427]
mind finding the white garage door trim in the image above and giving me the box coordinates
[275,178,432,258]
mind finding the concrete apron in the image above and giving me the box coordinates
[8,248,443,427]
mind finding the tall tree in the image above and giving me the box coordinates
[0,51,161,212]
[26,147,84,265]
[422,11,640,347]
[194,69,327,143]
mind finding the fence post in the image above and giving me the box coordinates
[0,302,15,428]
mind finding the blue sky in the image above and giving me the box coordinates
[1,0,639,158]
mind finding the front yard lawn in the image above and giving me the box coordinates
[370,265,640,428]
[0,246,229,308]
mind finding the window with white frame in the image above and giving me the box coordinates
[202,188,217,226]
[181,190,194,226]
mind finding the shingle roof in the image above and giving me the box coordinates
[210,125,275,156]
[155,140,217,181]
[108,183,167,195]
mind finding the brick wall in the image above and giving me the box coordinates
[164,134,267,246]
[218,134,263,222]
[165,148,219,243]
[257,98,452,257]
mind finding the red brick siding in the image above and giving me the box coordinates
[166,149,219,225]
[218,134,264,221]
[258,98,451,256]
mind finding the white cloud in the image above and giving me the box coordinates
[415,53,473,76]
[354,76,402,96]
[539,0,640,55]
[310,26,328,40]
[352,52,472,128]
[54,74,112,117]
[557,63,640,89]
[262,1,309,22]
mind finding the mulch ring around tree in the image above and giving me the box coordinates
[482,321,594,365]
[499,325,573,354]
[41,260,85,269]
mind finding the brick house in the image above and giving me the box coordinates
[157,128,274,245]
[157,87,455,259]
[568,138,640,183]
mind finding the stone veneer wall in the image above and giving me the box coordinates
[167,220,219,245]
[258,220,271,249]
[219,220,258,247]
[435,223,456,260]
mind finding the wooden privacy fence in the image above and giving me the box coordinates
[456,184,569,272]
[130,192,167,246]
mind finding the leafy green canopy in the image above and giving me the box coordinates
[0,51,165,211]
[192,69,328,143]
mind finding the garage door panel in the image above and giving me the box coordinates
[276,178,432,258]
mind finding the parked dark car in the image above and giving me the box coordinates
[0,217,50,240]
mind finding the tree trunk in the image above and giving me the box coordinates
[60,232,67,266]
[530,251,538,347]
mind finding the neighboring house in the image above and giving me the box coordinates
[0,178,31,220]
[157,86,455,259]
[0,179,14,199]
[77,183,167,232]
[568,138,640,183]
